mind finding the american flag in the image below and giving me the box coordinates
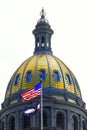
[21,82,41,101]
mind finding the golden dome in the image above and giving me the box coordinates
[5,53,81,99]
[4,9,82,107]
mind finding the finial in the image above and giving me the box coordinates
[40,8,46,19]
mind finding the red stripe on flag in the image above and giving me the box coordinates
[21,84,41,101]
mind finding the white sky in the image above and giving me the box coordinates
[0,0,87,109]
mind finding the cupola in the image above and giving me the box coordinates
[33,8,54,54]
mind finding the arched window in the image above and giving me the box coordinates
[36,38,39,47]
[71,115,78,130]
[37,42,39,47]
[39,69,46,81]
[71,117,74,130]
[24,115,30,129]
[47,43,49,47]
[9,116,15,130]
[42,37,45,43]
[1,121,4,130]
[14,74,20,86]
[56,112,64,129]
[43,111,48,127]
[25,70,32,82]
[42,43,45,47]
[39,112,41,127]
[47,36,50,46]
[82,120,86,130]
[38,111,48,127]
[42,37,45,47]
[66,74,72,85]
[54,70,60,82]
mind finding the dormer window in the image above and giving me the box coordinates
[14,74,20,86]
[54,70,60,82]
[25,70,32,82]
[39,69,46,81]
[66,74,72,85]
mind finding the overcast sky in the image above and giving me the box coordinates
[0,0,87,109]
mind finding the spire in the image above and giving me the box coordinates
[32,9,54,55]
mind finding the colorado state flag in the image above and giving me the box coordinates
[24,103,40,116]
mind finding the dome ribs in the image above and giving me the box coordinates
[33,54,41,86]
[46,54,52,87]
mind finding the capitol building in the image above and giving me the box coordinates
[0,9,87,130]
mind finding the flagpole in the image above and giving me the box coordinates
[41,80,43,130]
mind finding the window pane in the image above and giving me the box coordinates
[24,116,30,129]
[39,70,46,81]
[66,74,72,85]
[42,43,45,47]
[56,113,64,129]
[42,37,45,43]
[71,116,78,130]
[36,38,39,42]
[1,122,4,130]
[82,121,86,130]
[75,78,79,89]
[47,43,49,47]
[26,70,32,82]
[71,117,74,130]
[9,117,15,130]
[14,74,20,86]
[43,112,47,127]
[36,38,39,47]
[38,111,48,127]
[54,70,60,82]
